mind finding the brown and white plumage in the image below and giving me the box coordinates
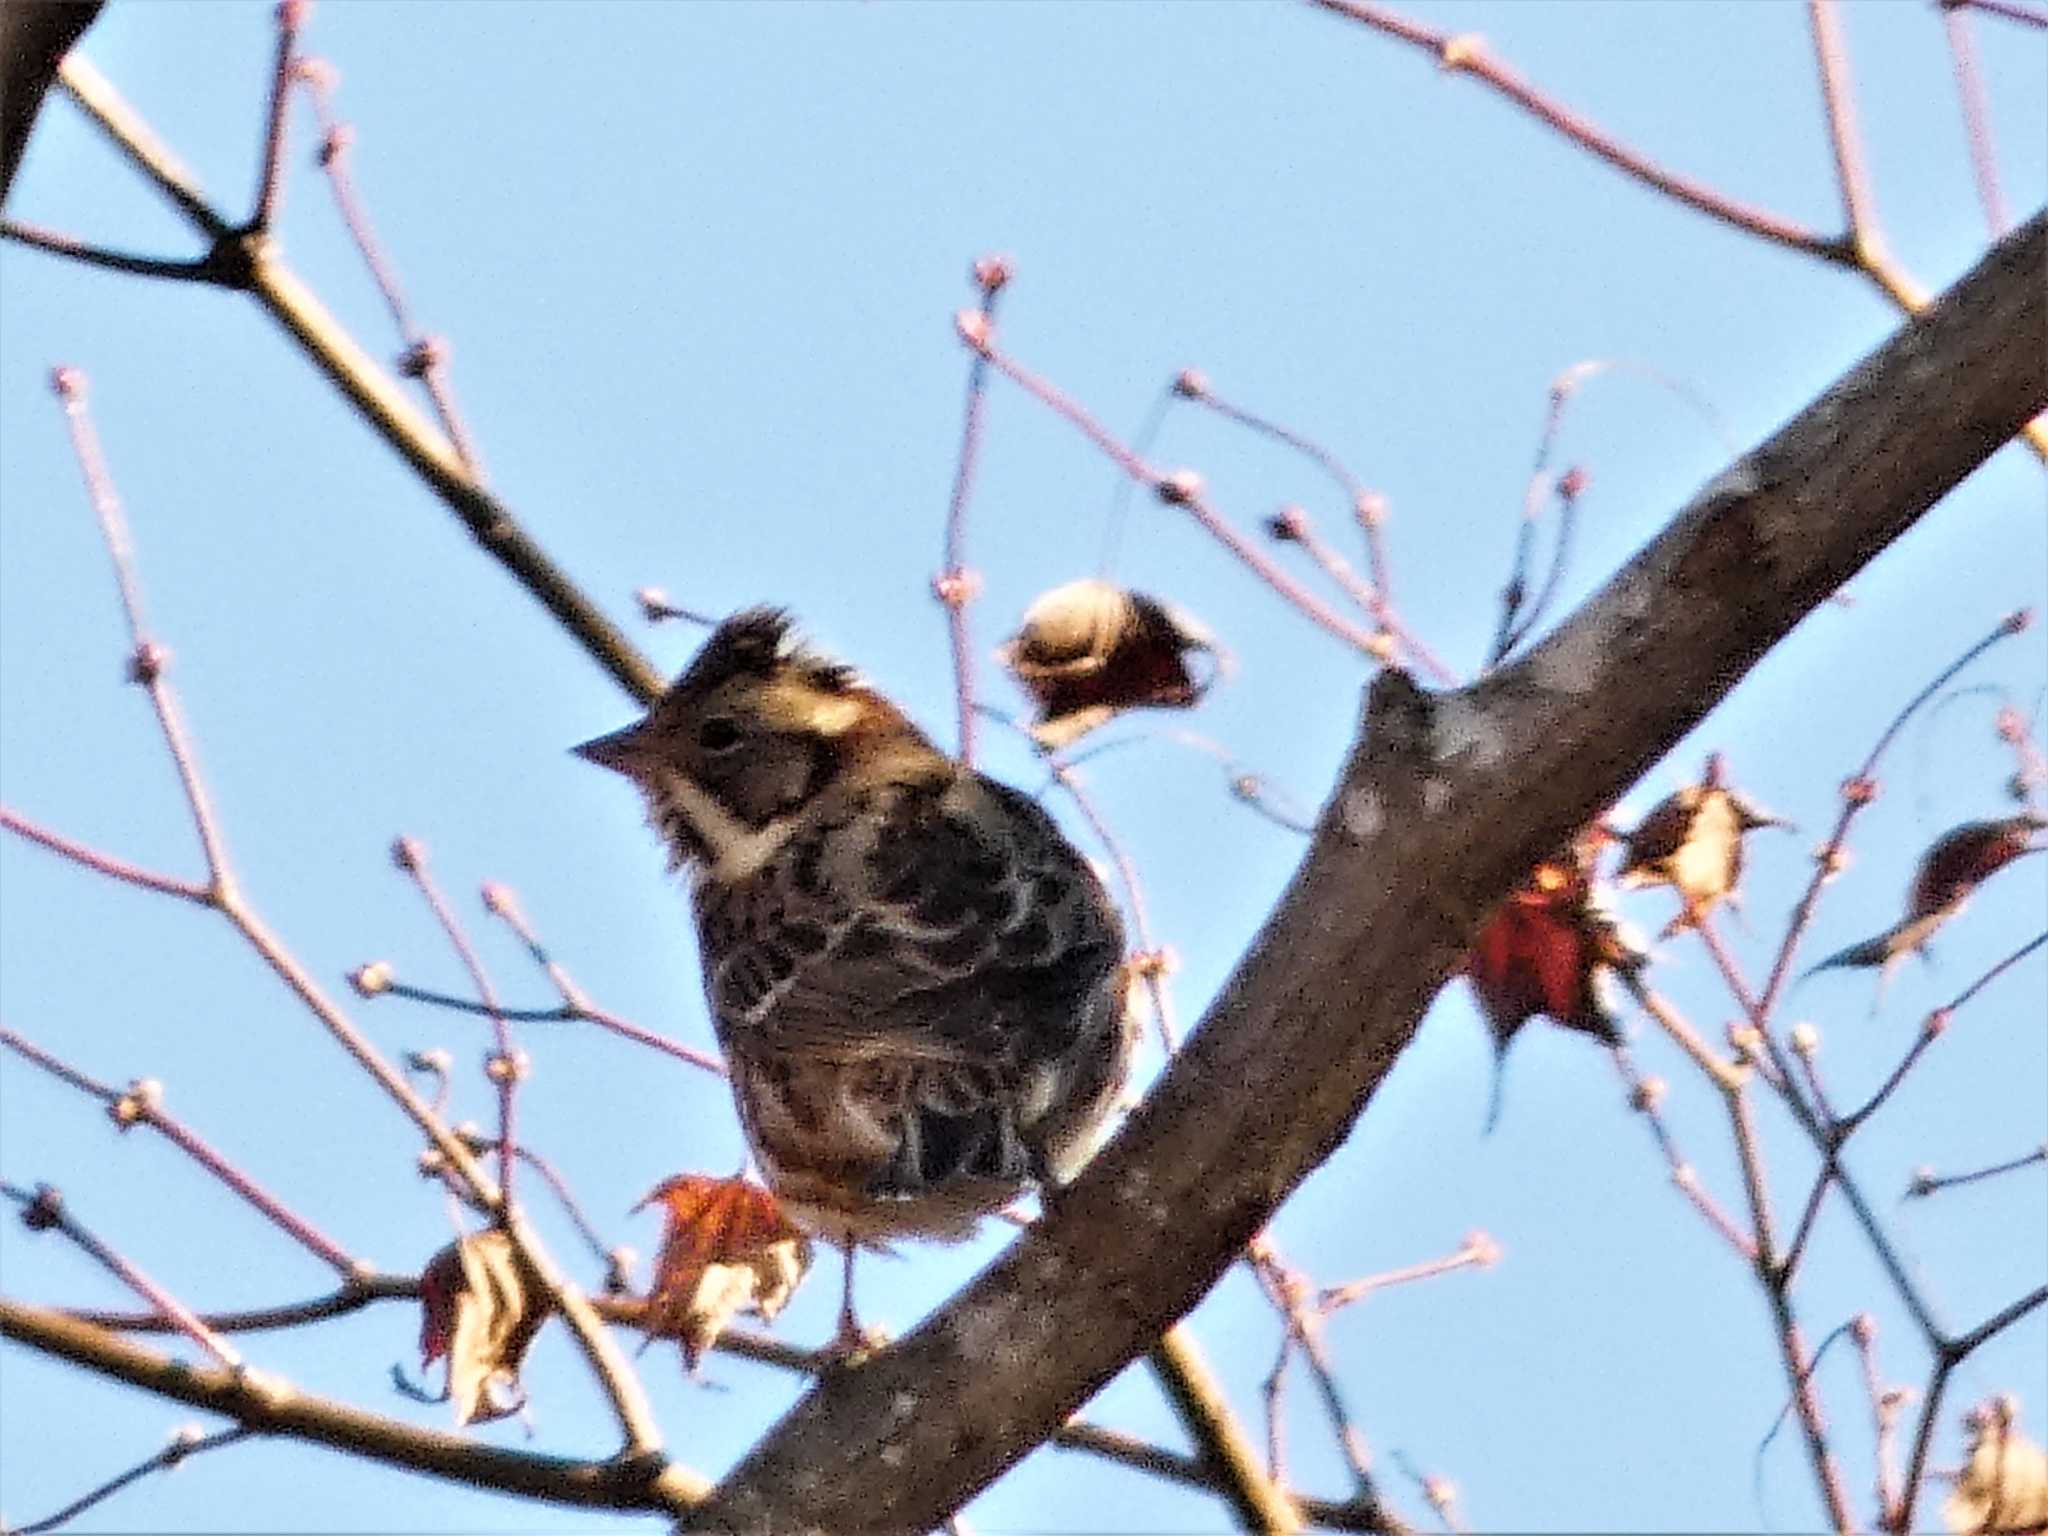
[576,609,1135,1297]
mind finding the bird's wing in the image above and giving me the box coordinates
[701,771,1125,1069]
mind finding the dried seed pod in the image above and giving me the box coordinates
[416,1229,548,1425]
[1615,753,1790,936]
[998,579,1219,748]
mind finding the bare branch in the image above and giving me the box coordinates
[5,1425,249,1536]
[0,1300,706,1515]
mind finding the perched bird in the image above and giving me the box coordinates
[575,608,1135,1349]
[1616,753,1790,937]
[1803,812,2043,996]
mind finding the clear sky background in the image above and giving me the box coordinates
[1,3,2043,1532]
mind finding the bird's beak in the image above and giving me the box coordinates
[571,722,645,774]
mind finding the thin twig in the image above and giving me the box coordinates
[1951,0,2048,23]
[0,1026,359,1276]
[1839,932,2044,1133]
[392,837,521,1206]
[0,807,211,903]
[1727,1090,1855,1532]
[5,1426,250,1536]
[1809,0,1880,254]
[936,258,1008,766]
[0,219,229,282]
[293,54,484,474]
[1175,372,1396,610]
[367,975,727,1077]
[1907,1142,2048,1201]
[1610,1048,1757,1260]
[4,1182,241,1368]
[249,0,305,231]
[1306,0,1843,260]
[1316,1231,1499,1313]
[1941,3,2009,237]
[956,322,1386,656]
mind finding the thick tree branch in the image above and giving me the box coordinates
[686,214,2048,1534]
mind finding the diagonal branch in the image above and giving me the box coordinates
[684,213,2048,1534]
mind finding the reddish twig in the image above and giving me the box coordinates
[1306,0,1842,261]
[0,807,210,904]
[1609,1050,1757,1261]
[249,0,306,231]
[936,256,1009,765]
[0,1026,360,1276]
[5,1182,241,1368]
[391,836,522,1207]
[1172,370,1397,611]
[294,55,484,475]
[1940,3,2009,237]
[955,321,1386,655]
[1316,1231,1500,1313]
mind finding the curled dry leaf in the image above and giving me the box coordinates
[635,1173,812,1369]
[1944,1398,2048,1535]
[417,1229,548,1425]
[1805,813,2043,986]
[1615,752,1789,936]
[1466,824,1642,1129]
[998,579,1218,748]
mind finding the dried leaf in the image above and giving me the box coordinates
[1909,815,2042,920]
[998,579,1217,748]
[635,1173,812,1369]
[1616,753,1788,935]
[1945,1399,2048,1535]
[1806,814,2043,984]
[1467,826,1642,1129]
[417,1229,548,1425]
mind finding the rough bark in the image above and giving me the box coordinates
[0,0,102,207]
[686,212,2048,1533]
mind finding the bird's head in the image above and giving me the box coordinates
[575,607,933,875]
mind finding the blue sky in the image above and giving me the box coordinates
[2,3,2043,1531]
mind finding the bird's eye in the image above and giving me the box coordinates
[697,717,743,753]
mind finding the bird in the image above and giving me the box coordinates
[575,607,1136,1352]
[1615,753,1790,937]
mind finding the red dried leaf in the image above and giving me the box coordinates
[999,579,1218,747]
[1467,828,1641,1128]
[635,1173,812,1369]
[417,1229,547,1425]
